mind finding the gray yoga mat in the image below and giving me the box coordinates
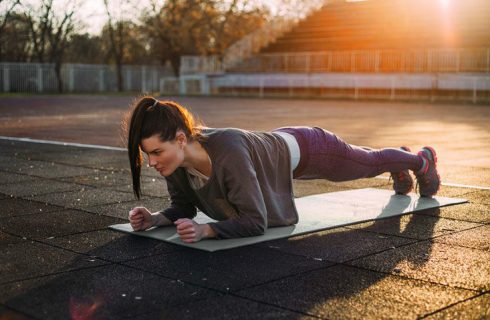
[109,188,467,252]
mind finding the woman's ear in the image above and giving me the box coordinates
[175,130,187,147]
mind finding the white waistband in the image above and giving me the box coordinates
[274,131,300,171]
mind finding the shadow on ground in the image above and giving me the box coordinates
[2,208,457,320]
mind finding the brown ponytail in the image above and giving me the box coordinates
[123,96,204,199]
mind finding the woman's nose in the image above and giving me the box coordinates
[148,155,157,167]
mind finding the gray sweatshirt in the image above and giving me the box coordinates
[159,127,299,239]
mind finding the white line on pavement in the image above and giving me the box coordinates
[1,135,489,190]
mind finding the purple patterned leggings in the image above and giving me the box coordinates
[273,126,423,180]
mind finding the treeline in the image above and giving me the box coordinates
[0,0,272,91]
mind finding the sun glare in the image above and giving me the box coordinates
[439,0,451,8]
[439,0,455,46]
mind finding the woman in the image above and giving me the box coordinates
[126,96,440,243]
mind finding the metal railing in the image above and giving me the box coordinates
[0,63,173,93]
[180,56,223,76]
[232,48,490,73]
[180,48,490,75]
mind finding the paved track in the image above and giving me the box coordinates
[0,95,489,319]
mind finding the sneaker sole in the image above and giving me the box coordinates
[422,146,437,165]
[420,146,441,196]
[394,146,413,195]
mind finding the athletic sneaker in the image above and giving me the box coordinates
[415,146,441,197]
[391,146,414,195]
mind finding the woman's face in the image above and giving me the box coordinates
[140,134,185,177]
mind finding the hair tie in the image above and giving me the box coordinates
[151,99,159,108]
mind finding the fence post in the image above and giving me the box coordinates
[428,49,432,73]
[431,74,437,102]
[153,69,158,92]
[201,75,210,96]
[69,65,75,92]
[401,51,406,73]
[390,77,395,100]
[37,64,43,92]
[351,52,356,72]
[179,76,187,95]
[456,49,460,72]
[239,76,244,96]
[375,50,380,73]
[159,78,165,94]
[141,66,147,92]
[487,48,490,73]
[306,54,310,73]
[99,68,105,92]
[354,78,359,100]
[126,68,132,91]
[473,78,477,104]
[2,66,9,92]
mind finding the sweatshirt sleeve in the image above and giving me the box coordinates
[207,147,268,238]
[159,174,197,222]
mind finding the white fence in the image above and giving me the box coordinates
[180,56,223,76]
[0,63,173,93]
[161,73,490,103]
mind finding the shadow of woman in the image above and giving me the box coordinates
[227,195,443,318]
[2,195,442,319]
[368,194,441,267]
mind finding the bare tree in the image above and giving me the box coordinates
[211,0,266,56]
[142,0,267,76]
[103,0,141,91]
[274,0,326,20]
[24,0,79,92]
[0,0,20,31]
[0,0,21,60]
[0,12,31,62]
[64,33,106,64]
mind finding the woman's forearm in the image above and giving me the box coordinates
[152,214,217,241]
[202,224,217,239]
[151,212,173,227]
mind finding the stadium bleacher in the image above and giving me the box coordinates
[228,0,490,74]
[263,0,490,53]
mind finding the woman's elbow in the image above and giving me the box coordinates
[249,219,267,236]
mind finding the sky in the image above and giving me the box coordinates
[1,0,329,35]
[75,0,455,35]
[76,0,320,35]
[4,0,456,36]
[78,0,143,34]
